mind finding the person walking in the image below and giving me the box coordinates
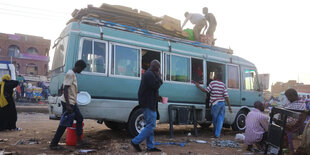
[49,60,86,150]
[131,60,163,152]
[194,72,232,138]
[0,74,20,131]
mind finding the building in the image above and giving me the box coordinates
[0,33,50,81]
[271,80,310,97]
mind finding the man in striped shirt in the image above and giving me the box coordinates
[194,73,232,138]
[244,101,269,151]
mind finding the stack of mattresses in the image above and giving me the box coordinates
[67,4,188,39]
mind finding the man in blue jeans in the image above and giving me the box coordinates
[194,73,232,138]
[131,60,162,152]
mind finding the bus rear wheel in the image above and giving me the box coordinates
[104,121,126,131]
[232,110,247,131]
[127,108,145,137]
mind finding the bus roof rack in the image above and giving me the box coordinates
[79,17,233,55]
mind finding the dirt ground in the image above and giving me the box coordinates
[0,113,265,155]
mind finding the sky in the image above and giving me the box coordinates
[0,0,309,88]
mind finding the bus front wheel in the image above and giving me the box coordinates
[232,110,247,131]
[127,108,145,137]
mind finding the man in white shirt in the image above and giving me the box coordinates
[50,60,86,150]
[181,12,207,42]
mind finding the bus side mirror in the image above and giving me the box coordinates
[258,74,270,91]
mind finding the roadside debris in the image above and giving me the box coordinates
[155,141,187,147]
[0,139,8,143]
[211,140,240,148]
[121,145,129,151]
[14,138,40,145]
[78,149,96,153]
[0,149,14,155]
[195,140,207,144]
[235,133,245,141]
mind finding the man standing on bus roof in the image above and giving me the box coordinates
[131,60,163,152]
[49,60,86,150]
[181,12,207,42]
[194,72,232,138]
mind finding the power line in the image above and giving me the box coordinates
[0,2,69,14]
[0,10,66,21]
[0,7,66,18]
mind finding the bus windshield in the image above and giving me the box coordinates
[51,36,69,71]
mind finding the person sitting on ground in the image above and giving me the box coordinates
[0,74,20,131]
[282,89,306,128]
[244,101,269,151]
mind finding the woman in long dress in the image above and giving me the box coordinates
[0,74,20,131]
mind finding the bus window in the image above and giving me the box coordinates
[207,61,225,84]
[93,42,107,73]
[227,65,239,89]
[81,39,92,72]
[141,49,161,75]
[81,39,107,74]
[191,58,203,84]
[243,69,259,91]
[171,55,190,82]
[164,54,170,81]
[111,45,140,77]
[52,36,68,72]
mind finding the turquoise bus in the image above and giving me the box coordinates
[48,17,264,136]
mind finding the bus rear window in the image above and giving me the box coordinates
[51,36,69,71]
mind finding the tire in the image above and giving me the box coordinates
[232,110,248,131]
[104,121,126,131]
[199,123,211,129]
[127,108,145,137]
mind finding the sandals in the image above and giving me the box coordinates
[11,127,22,131]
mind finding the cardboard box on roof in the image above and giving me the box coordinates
[100,3,138,13]
[68,3,188,39]
[157,15,182,32]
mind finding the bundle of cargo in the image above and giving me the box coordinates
[200,34,216,45]
[68,4,188,39]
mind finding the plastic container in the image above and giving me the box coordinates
[162,97,168,104]
[183,29,194,41]
[66,122,84,146]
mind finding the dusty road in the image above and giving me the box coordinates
[0,112,259,155]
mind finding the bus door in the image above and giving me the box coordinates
[226,64,241,106]
[241,67,262,106]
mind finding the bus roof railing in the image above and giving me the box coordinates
[78,17,233,55]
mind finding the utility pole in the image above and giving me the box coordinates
[298,74,299,83]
